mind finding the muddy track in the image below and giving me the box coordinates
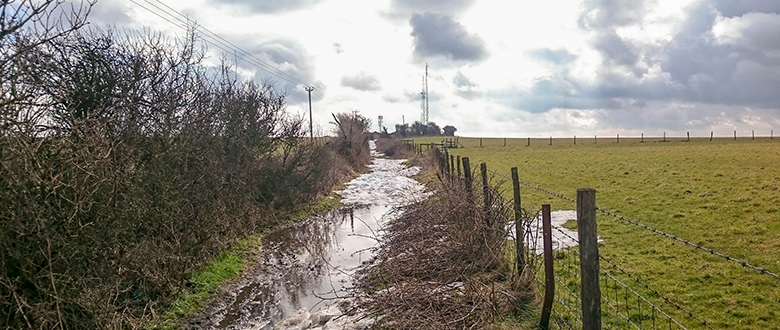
[184,141,427,329]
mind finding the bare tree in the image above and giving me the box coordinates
[0,0,95,67]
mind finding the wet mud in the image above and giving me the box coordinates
[186,141,425,329]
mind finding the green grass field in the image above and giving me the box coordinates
[415,135,780,329]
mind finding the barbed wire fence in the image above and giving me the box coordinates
[427,146,780,329]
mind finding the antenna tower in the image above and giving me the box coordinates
[420,63,429,124]
[378,115,383,132]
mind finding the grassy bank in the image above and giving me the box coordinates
[149,193,342,330]
[418,136,780,329]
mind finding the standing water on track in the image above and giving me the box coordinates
[187,140,428,330]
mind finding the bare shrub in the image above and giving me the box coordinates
[357,163,535,329]
[331,112,371,167]
[373,137,413,158]
[0,23,368,329]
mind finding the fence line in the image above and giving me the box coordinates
[485,168,780,281]
[431,151,777,329]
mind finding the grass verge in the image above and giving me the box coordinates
[424,136,780,329]
[147,193,342,330]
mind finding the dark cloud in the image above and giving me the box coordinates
[594,32,640,67]
[712,0,780,17]
[496,0,780,114]
[211,0,323,14]
[528,49,577,64]
[409,12,488,62]
[341,72,381,91]
[719,13,780,53]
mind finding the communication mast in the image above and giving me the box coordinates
[420,63,429,124]
[378,115,383,132]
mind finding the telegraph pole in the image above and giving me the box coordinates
[305,86,315,142]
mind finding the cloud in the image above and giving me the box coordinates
[492,0,780,115]
[341,72,381,91]
[712,0,780,17]
[382,0,475,20]
[87,1,133,26]
[333,42,344,54]
[240,39,320,103]
[409,12,488,62]
[713,12,780,53]
[452,70,474,88]
[453,70,481,99]
[211,0,323,14]
[390,0,474,14]
[528,49,577,65]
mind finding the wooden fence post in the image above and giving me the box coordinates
[504,137,507,147]
[540,204,554,330]
[663,132,666,142]
[594,135,597,144]
[449,154,455,178]
[457,156,461,178]
[641,133,644,143]
[463,157,472,195]
[480,162,491,226]
[734,130,737,140]
[480,138,483,148]
[753,130,755,140]
[527,137,530,146]
[574,135,576,145]
[577,188,601,330]
[444,149,450,176]
[617,134,619,143]
[687,132,690,142]
[549,136,552,146]
[511,167,523,275]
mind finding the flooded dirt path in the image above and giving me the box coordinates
[187,141,426,330]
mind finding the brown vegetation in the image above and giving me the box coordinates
[0,15,370,330]
[373,137,414,158]
[357,164,535,329]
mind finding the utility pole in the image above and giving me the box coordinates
[305,86,315,142]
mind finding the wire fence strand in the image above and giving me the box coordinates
[487,168,780,281]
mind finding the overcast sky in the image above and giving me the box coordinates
[89,0,780,137]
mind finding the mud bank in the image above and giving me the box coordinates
[186,141,426,329]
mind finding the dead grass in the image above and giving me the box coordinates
[357,163,537,329]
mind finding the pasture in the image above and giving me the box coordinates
[416,136,780,329]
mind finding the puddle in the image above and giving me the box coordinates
[523,210,601,254]
[190,141,426,330]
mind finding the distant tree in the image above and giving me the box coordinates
[408,121,443,136]
[443,125,457,136]
[411,121,427,136]
[425,122,442,135]
[394,123,410,137]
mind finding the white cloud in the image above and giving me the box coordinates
[80,0,780,137]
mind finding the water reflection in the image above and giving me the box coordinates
[214,204,391,330]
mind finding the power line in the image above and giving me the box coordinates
[144,0,323,97]
[125,0,324,98]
